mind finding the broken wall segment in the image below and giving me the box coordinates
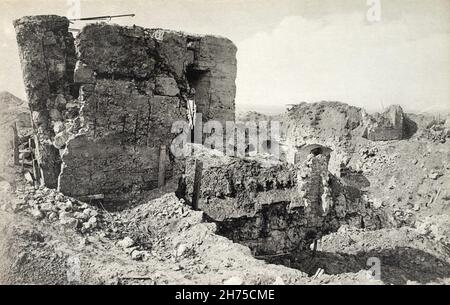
[13,15,77,188]
[281,102,410,179]
[14,15,237,204]
[364,105,405,141]
[181,145,380,255]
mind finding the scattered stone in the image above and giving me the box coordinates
[124,246,138,255]
[57,200,72,212]
[84,208,98,218]
[53,121,65,133]
[273,276,285,285]
[429,172,443,180]
[55,194,65,202]
[73,211,89,221]
[48,212,58,221]
[117,237,135,248]
[131,250,146,261]
[49,108,62,121]
[29,207,45,220]
[39,202,55,212]
[59,212,78,228]
[53,131,69,149]
[83,216,97,230]
[176,244,188,257]
[24,172,34,184]
[223,276,243,285]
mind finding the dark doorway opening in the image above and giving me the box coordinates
[186,66,211,118]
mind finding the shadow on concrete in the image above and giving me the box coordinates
[403,115,418,139]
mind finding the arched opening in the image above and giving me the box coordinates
[294,144,333,164]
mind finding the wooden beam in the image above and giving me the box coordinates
[157,145,166,188]
[11,123,19,165]
[32,159,40,188]
[191,159,203,211]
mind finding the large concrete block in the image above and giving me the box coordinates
[14,15,237,204]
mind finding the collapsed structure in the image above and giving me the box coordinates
[180,145,381,255]
[14,15,237,203]
[14,15,399,256]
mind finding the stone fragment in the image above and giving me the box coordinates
[117,237,134,248]
[53,131,69,148]
[32,111,45,125]
[59,212,78,228]
[39,202,54,212]
[49,109,62,121]
[57,200,72,211]
[273,276,285,285]
[29,207,45,220]
[223,277,243,285]
[131,250,145,261]
[429,172,443,180]
[176,244,188,257]
[53,121,65,133]
[155,76,180,96]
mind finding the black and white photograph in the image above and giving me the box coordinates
[0,0,449,293]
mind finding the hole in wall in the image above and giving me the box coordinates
[294,144,333,164]
[186,66,211,119]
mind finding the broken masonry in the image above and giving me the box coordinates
[14,15,385,256]
[14,15,237,204]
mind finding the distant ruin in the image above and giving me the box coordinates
[364,105,405,141]
[14,15,237,203]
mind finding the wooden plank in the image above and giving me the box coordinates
[31,136,44,187]
[79,194,105,202]
[157,145,166,187]
[12,123,19,165]
[191,159,203,211]
[32,159,40,188]
[312,239,318,257]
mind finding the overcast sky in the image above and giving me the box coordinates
[0,0,449,114]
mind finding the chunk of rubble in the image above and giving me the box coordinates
[117,237,135,249]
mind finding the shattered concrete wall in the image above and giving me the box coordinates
[282,102,366,177]
[282,102,408,178]
[364,105,405,141]
[13,16,76,188]
[14,15,237,203]
[181,145,380,255]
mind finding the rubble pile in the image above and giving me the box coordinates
[420,119,450,144]
[112,193,205,262]
[12,184,102,234]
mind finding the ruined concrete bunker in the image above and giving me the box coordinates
[13,15,386,257]
[14,15,237,204]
